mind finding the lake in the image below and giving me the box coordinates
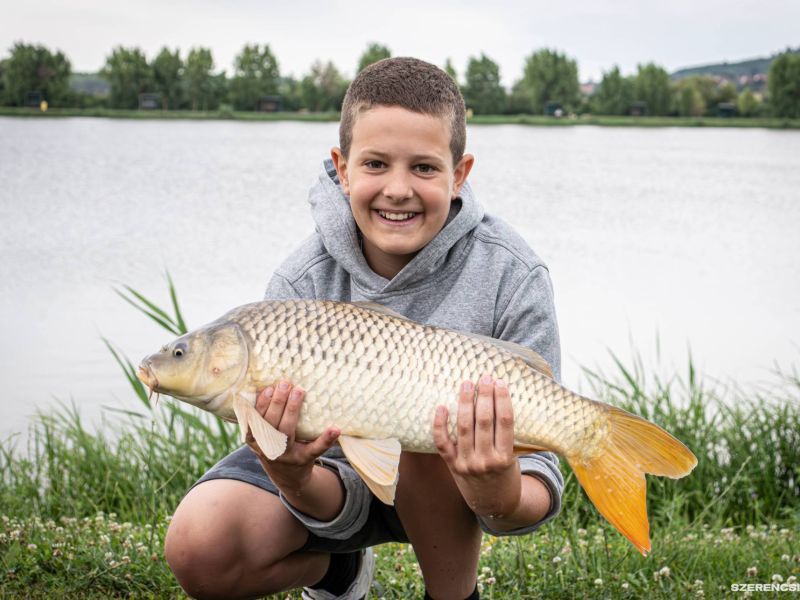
[1,117,798,442]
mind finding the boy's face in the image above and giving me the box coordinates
[331,106,474,279]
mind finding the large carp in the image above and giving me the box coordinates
[138,299,697,555]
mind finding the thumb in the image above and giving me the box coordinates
[302,427,341,459]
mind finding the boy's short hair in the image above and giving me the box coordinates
[339,57,466,165]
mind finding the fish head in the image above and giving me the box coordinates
[137,321,248,412]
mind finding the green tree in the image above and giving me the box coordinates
[357,43,391,73]
[152,47,183,110]
[768,51,800,118]
[674,78,706,116]
[444,58,458,85]
[516,49,580,114]
[300,60,349,112]
[633,63,671,116]
[229,44,280,111]
[463,53,506,115]
[277,76,303,111]
[737,87,759,117]
[591,65,634,115]
[101,46,152,109]
[1,42,71,106]
[185,47,216,111]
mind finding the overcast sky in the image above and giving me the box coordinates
[2,0,798,85]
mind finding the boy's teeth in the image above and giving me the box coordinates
[378,210,416,221]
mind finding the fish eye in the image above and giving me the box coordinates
[173,343,188,358]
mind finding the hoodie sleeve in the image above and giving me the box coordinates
[478,265,564,536]
[262,271,374,540]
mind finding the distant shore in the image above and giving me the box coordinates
[2,106,799,129]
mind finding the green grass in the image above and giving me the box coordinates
[1,282,798,597]
[2,105,799,129]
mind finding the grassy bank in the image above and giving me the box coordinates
[2,361,798,598]
[2,105,799,129]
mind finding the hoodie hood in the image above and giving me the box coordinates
[308,158,485,295]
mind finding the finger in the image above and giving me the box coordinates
[474,373,496,455]
[278,387,304,442]
[494,379,515,455]
[456,380,475,458]
[264,380,291,427]
[255,387,273,417]
[296,427,340,460]
[432,405,456,463]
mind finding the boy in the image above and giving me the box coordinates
[164,57,563,600]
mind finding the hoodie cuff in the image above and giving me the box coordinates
[277,456,371,540]
[478,453,564,536]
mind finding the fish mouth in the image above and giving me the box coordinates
[137,361,158,391]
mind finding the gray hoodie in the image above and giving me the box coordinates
[264,159,564,537]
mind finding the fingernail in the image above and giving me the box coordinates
[290,388,303,400]
[462,381,473,392]
[329,429,339,439]
[436,406,446,417]
[264,387,274,398]
[480,374,493,385]
[278,381,289,391]
[495,378,507,388]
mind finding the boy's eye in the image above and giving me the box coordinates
[364,160,385,169]
[414,164,436,174]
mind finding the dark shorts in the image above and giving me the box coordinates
[193,445,409,554]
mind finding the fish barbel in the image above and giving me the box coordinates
[137,299,697,555]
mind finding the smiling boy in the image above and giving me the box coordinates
[164,57,563,600]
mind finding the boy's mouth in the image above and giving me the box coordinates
[375,209,420,224]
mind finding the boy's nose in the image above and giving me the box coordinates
[382,172,413,201]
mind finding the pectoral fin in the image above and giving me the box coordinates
[233,395,288,460]
[338,435,401,505]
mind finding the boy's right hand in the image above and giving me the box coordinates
[245,381,341,497]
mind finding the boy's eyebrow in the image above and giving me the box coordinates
[359,148,447,164]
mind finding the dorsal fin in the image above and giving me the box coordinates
[464,332,554,379]
[350,301,553,378]
[352,301,410,321]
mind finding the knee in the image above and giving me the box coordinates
[164,510,242,600]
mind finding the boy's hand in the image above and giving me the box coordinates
[432,375,521,519]
[245,381,342,513]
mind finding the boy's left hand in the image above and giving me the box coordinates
[432,375,522,520]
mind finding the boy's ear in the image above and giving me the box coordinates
[451,153,475,199]
[330,147,350,195]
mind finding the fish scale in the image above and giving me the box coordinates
[225,300,602,456]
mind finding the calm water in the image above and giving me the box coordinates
[1,117,799,441]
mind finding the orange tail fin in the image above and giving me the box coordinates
[567,406,698,556]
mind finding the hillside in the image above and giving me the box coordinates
[671,48,800,81]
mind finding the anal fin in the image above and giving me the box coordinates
[338,435,401,505]
[513,442,550,455]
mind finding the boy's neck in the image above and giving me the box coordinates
[362,238,414,280]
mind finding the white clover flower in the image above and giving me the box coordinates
[659,566,671,578]
[782,554,790,561]
[481,566,491,574]
[552,556,561,564]
[577,528,587,537]
[747,566,757,577]
[486,577,496,585]
[693,579,704,587]
[621,582,629,590]
[27,543,37,551]
[786,576,797,584]
[594,578,603,586]
[745,524,754,532]
[105,551,113,560]
[772,574,783,583]
[526,564,534,570]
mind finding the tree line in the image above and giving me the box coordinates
[1,41,799,118]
